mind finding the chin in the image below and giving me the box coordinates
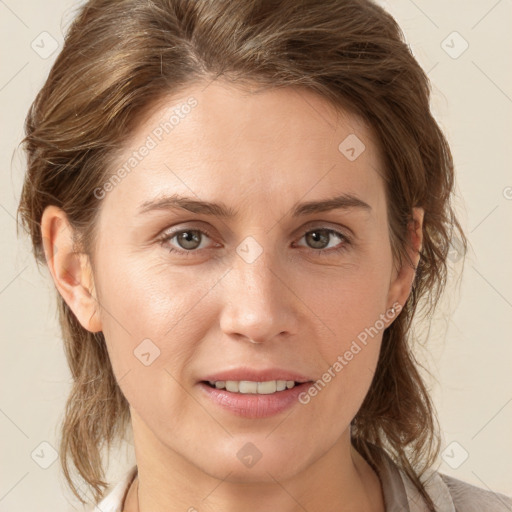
[186,435,316,484]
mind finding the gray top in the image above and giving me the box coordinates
[87,451,512,511]
[375,450,511,511]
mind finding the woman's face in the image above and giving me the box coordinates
[84,81,418,481]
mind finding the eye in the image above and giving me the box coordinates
[159,228,216,254]
[295,228,351,255]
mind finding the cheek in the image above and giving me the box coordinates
[93,268,222,440]
[298,245,392,415]
[304,249,392,354]
[92,254,223,407]
[96,252,219,343]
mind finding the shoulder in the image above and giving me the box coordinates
[437,472,512,512]
[374,445,511,512]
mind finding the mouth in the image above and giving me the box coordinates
[198,370,314,418]
[197,367,315,418]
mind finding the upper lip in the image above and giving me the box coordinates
[201,367,314,383]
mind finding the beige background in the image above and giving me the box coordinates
[1,0,511,510]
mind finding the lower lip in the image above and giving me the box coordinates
[198,382,311,419]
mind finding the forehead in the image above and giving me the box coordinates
[102,80,386,217]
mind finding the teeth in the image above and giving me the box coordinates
[239,381,258,393]
[207,380,297,394]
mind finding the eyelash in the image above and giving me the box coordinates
[157,226,352,257]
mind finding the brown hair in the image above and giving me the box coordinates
[17,0,466,509]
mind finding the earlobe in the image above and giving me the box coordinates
[40,205,102,333]
[387,206,424,312]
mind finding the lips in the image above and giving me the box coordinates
[200,367,313,384]
[197,367,315,418]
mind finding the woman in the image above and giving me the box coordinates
[17,0,511,511]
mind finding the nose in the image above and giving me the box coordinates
[219,248,300,345]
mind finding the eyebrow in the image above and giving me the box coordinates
[138,193,371,217]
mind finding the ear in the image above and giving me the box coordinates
[386,206,424,312]
[40,205,102,333]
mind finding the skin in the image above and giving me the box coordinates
[41,80,423,512]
